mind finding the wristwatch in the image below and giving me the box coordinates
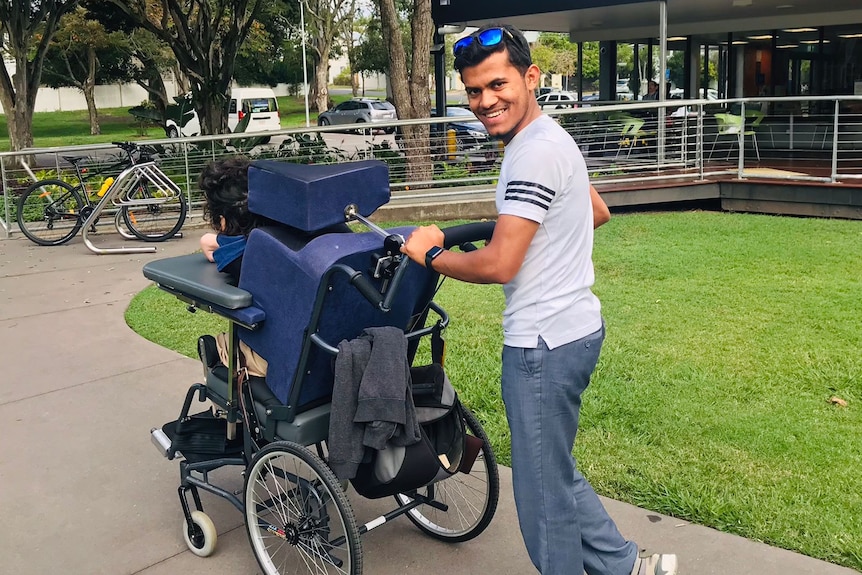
[425,246,444,271]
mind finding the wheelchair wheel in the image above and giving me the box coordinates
[244,441,362,575]
[394,405,499,542]
[183,510,217,557]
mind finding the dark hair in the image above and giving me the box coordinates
[453,24,533,75]
[199,156,264,236]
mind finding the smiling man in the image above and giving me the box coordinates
[400,24,676,575]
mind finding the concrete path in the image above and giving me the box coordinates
[0,232,857,575]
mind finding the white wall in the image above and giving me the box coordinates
[0,79,184,115]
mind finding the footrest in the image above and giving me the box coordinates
[162,408,243,463]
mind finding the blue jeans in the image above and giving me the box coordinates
[501,326,638,575]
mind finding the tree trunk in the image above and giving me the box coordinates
[196,87,229,135]
[5,54,36,164]
[84,47,100,136]
[378,0,433,185]
[84,87,100,135]
[314,48,330,113]
[134,52,170,116]
[173,64,191,95]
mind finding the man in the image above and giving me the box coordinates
[643,80,659,100]
[400,25,676,575]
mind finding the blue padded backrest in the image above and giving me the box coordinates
[237,225,434,408]
[247,160,390,232]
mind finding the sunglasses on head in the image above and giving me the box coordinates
[453,27,515,56]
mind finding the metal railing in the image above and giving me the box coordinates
[3,94,862,239]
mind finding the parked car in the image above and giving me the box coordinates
[430,107,491,150]
[164,88,281,141]
[537,91,578,109]
[317,98,397,132]
[396,106,498,160]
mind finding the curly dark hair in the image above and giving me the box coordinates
[453,24,533,76]
[199,156,266,236]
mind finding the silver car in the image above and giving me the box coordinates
[317,98,397,132]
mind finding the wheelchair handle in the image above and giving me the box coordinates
[441,221,496,250]
[348,269,385,308]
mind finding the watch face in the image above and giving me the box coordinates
[426,246,444,269]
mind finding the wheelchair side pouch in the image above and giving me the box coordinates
[350,364,466,499]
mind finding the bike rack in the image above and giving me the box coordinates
[82,161,182,255]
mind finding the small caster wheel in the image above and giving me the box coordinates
[183,510,217,557]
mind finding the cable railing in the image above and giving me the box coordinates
[3,94,862,238]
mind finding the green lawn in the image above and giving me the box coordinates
[125,211,862,570]
[0,94,352,151]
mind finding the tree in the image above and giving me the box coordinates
[234,1,302,88]
[0,0,80,152]
[104,0,265,135]
[353,16,390,77]
[304,0,355,113]
[340,0,359,96]
[535,33,587,91]
[83,1,177,117]
[42,7,133,135]
[376,0,433,184]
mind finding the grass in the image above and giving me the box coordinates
[0,94,353,151]
[124,211,862,570]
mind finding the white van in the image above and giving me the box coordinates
[228,88,280,133]
[165,87,280,138]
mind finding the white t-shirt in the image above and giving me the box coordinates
[496,114,602,349]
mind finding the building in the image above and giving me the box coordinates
[431,0,862,104]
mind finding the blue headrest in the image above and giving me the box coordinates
[247,160,390,232]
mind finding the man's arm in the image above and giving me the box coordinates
[400,214,539,285]
[591,184,610,228]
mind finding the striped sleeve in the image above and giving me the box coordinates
[498,140,566,224]
[505,180,556,211]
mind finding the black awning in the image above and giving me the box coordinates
[432,0,654,26]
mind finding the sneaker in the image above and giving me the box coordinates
[632,553,678,575]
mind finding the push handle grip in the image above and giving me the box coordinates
[349,271,384,307]
[441,221,496,249]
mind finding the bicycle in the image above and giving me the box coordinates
[16,141,187,246]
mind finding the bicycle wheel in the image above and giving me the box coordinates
[121,182,187,242]
[16,179,84,246]
[245,441,362,575]
[394,405,500,542]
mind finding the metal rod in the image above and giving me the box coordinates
[658,0,668,166]
[738,101,746,178]
[831,99,840,182]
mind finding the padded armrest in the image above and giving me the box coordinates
[143,254,266,328]
[143,253,253,309]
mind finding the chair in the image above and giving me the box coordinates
[746,109,771,148]
[709,113,760,162]
[609,112,647,159]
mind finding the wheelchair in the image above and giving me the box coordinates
[143,159,499,574]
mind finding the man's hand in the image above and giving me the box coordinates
[401,224,445,266]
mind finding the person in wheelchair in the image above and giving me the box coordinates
[199,156,269,280]
[197,157,355,378]
[197,156,272,376]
